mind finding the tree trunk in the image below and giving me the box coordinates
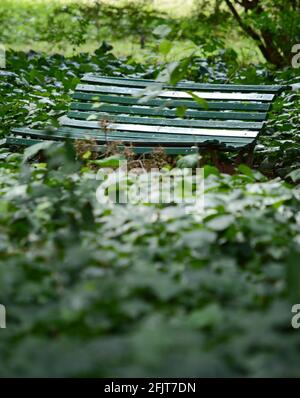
[225,0,286,67]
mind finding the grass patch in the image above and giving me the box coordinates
[1,0,263,64]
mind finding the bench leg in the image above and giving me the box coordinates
[210,149,236,174]
[235,144,255,167]
[202,145,255,174]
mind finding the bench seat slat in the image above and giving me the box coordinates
[77,84,275,102]
[60,118,259,138]
[82,75,285,94]
[70,102,267,121]
[67,111,264,130]
[6,137,247,153]
[12,127,255,146]
[72,92,271,112]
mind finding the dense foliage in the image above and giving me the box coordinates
[0,0,300,378]
[224,0,300,67]
[2,139,300,376]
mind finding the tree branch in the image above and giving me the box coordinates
[224,0,285,66]
[224,0,263,43]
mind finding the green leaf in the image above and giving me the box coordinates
[287,169,300,183]
[186,91,208,109]
[83,151,92,160]
[176,105,187,118]
[90,155,125,169]
[203,165,220,177]
[188,304,223,328]
[158,39,172,56]
[23,141,55,163]
[153,24,172,38]
[206,215,234,231]
[94,41,113,55]
[176,154,200,169]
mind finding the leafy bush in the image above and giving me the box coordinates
[0,46,300,376]
[1,0,300,378]
[1,142,300,376]
[224,0,300,66]
[1,48,299,175]
[0,0,252,62]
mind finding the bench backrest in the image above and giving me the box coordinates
[58,74,285,150]
[10,74,286,154]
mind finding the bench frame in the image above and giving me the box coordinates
[6,74,288,156]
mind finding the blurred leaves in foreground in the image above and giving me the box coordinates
[1,141,300,376]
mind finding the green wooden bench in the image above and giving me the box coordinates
[6,74,287,155]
